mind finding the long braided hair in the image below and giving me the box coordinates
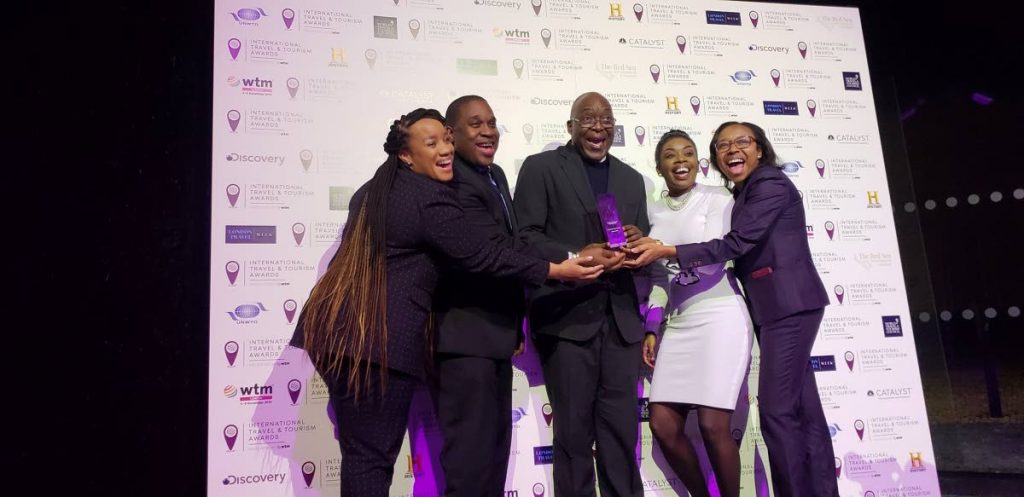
[300,108,445,397]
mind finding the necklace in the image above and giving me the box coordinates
[663,186,696,211]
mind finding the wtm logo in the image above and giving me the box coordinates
[224,383,274,403]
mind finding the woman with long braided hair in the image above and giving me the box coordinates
[290,108,601,496]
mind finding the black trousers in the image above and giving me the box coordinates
[435,353,514,497]
[327,363,418,497]
[757,309,839,497]
[536,317,643,497]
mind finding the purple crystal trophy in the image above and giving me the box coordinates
[596,193,627,248]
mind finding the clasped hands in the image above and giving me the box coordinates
[577,225,677,272]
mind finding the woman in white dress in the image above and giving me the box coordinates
[639,130,753,497]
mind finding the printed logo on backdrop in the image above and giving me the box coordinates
[750,9,812,30]
[224,341,240,366]
[688,34,740,56]
[867,386,913,400]
[883,315,904,337]
[373,16,399,39]
[243,38,313,64]
[297,8,363,33]
[224,383,273,404]
[844,71,863,90]
[301,461,316,488]
[534,445,554,465]
[706,10,742,26]
[221,472,286,486]
[612,125,626,147]
[227,75,273,96]
[227,38,243,60]
[226,302,269,324]
[225,151,286,167]
[827,133,870,145]
[763,100,799,116]
[229,7,267,26]
[494,27,530,45]
[810,355,837,372]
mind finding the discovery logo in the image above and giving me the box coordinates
[222,472,287,486]
[748,43,790,54]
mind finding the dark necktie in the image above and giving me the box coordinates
[486,169,513,233]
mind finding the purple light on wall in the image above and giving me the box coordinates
[971,92,993,106]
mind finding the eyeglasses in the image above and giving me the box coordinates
[714,135,756,153]
[572,116,616,129]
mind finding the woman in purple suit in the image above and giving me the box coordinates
[290,109,601,497]
[630,122,839,497]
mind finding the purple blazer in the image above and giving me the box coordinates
[674,164,828,325]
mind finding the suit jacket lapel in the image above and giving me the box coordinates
[606,155,634,208]
[558,146,598,213]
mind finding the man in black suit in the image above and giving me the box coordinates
[433,95,525,497]
[513,92,650,497]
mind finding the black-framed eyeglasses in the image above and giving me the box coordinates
[572,116,616,129]
[714,135,756,153]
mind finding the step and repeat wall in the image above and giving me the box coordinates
[210,1,940,496]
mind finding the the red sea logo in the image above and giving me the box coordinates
[807,99,817,117]
[650,64,661,83]
[301,461,316,487]
[770,68,781,87]
[816,158,826,177]
[225,261,240,285]
[292,222,306,246]
[282,8,295,29]
[513,59,525,78]
[541,403,553,426]
[825,221,835,240]
[844,351,855,371]
[854,419,865,440]
[749,11,759,27]
[226,184,240,207]
[288,379,302,405]
[676,35,686,54]
[635,126,646,145]
[224,424,238,450]
[286,77,299,99]
[834,285,845,304]
[228,38,242,60]
[408,19,421,39]
[633,3,644,21]
[541,28,552,47]
[690,96,701,115]
[224,341,239,366]
[227,110,241,132]
[798,41,808,59]
[699,158,710,177]
[533,482,546,497]
[284,299,298,323]
[532,0,542,16]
